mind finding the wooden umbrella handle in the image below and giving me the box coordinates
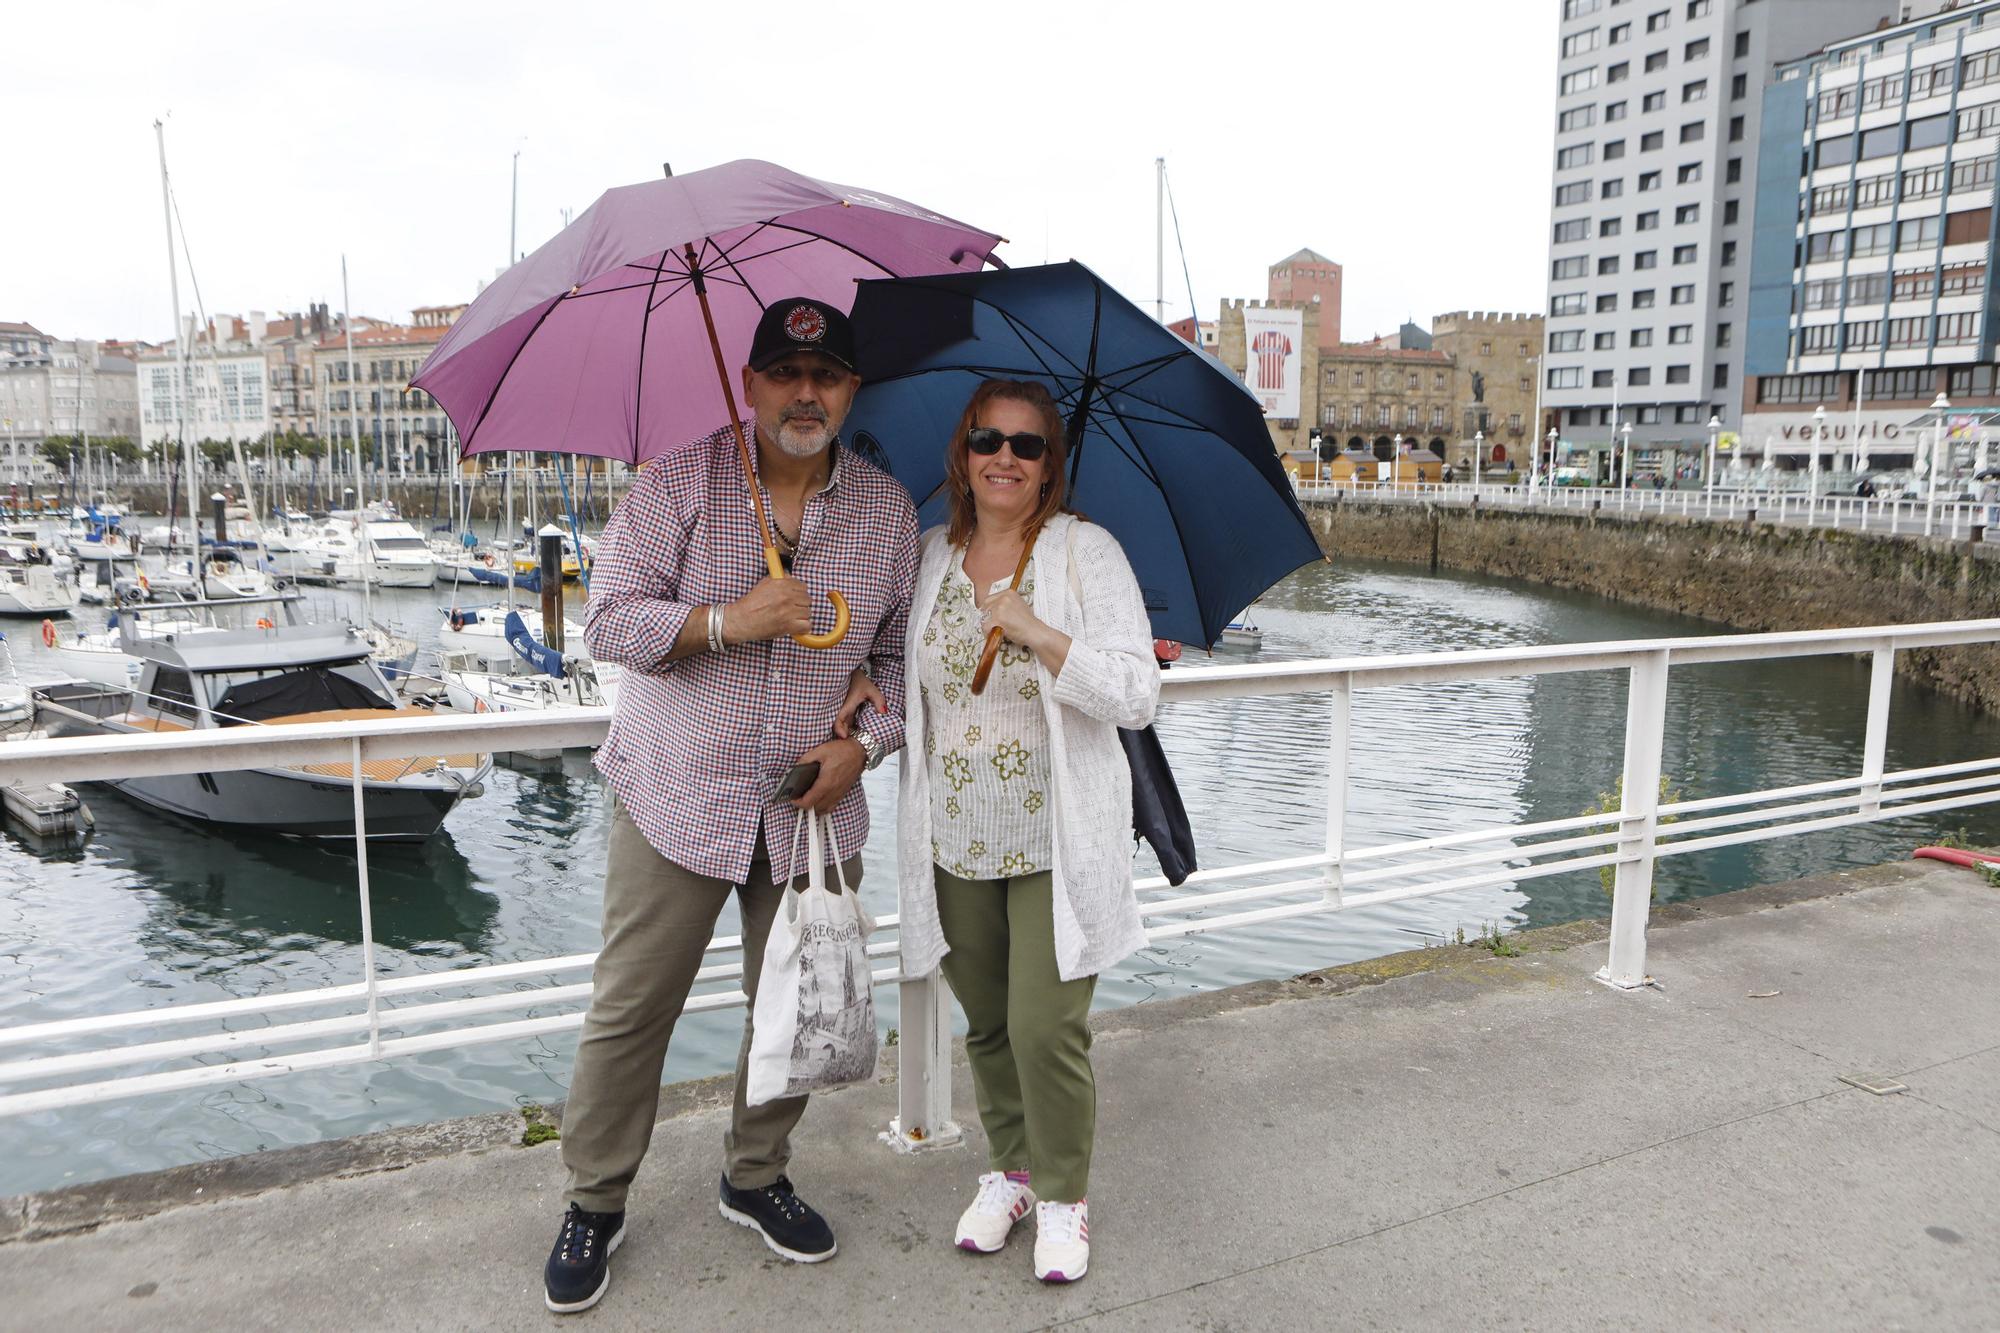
[690,243,851,651]
[970,526,1041,695]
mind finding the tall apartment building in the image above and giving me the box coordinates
[135,314,275,457]
[1742,0,2000,475]
[0,326,140,484]
[314,305,464,472]
[1546,0,1904,479]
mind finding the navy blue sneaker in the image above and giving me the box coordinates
[544,1202,625,1314]
[718,1174,837,1262]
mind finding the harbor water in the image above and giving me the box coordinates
[4,554,1999,1196]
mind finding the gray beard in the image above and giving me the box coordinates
[763,415,834,459]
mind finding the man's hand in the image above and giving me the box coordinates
[789,737,866,812]
[835,667,887,739]
[725,576,811,643]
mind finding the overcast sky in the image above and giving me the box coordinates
[4,1,1555,346]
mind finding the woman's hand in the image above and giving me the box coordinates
[834,666,886,739]
[983,589,1071,675]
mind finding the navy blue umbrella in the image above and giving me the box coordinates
[844,260,1322,648]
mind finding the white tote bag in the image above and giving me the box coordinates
[744,810,880,1108]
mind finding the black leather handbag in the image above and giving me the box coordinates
[1121,724,1197,886]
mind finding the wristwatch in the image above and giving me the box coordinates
[853,729,885,771]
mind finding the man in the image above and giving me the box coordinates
[543,297,916,1314]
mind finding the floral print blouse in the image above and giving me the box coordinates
[917,557,1053,879]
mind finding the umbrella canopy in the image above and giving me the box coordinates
[411,159,1002,461]
[844,261,1322,647]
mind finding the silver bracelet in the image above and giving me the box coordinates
[707,603,727,654]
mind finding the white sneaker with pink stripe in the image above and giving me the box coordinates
[954,1172,1036,1253]
[1033,1199,1089,1282]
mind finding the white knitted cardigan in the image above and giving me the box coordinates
[897,512,1160,982]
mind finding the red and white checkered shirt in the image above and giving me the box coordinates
[585,421,918,885]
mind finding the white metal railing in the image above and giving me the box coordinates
[1293,478,2000,542]
[7,622,2000,1151]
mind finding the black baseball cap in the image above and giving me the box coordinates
[747,297,857,373]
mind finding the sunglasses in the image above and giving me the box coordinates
[965,427,1049,461]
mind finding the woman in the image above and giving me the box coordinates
[846,378,1158,1282]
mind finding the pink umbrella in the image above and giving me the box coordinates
[413,158,1002,648]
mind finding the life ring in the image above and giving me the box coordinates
[449,610,467,632]
[482,553,497,568]
[40,619,56,648]
[473,697,488,713]
[256,617,274,630]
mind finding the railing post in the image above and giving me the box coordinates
[1600,649,1669,991]
[349,738,382,1056]
[890,968,961,1151]
[1860,646,1893,817]
[1323,672,1352,905]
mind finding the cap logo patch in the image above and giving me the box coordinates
[784,304,827,343]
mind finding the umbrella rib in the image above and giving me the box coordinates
[462,296,567,451]
[645,273,698,314]
[631,248,674,461]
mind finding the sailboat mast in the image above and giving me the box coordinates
[1155,156,1165,323]
[155,119,199,561]
[342,255,373,623]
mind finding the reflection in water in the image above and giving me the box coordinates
[6,561,2000,1193]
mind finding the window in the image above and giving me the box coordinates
[1941,262,1986,296]
[1353,368,1367,386]
[1907,114,1951,152]
[1875,169,1919,206]
[1562,67,1601,96]
[1887,315,1931,348]
[1721,240,1736,267]
[1557,142,1595,169]
[1683,80,1706,103]
[1756,373,1845,404]
[1939,311,1980,345]
[1731,72,1747,100]
[1548,367,1583,389]
[1847,272,1888,305]
[1593,369,1616,387]
[1896,215,1940,251]
[1606,99,1628,121]
[1723,199,1739,224]
[1645,50,1668,73]
[1600,217,1623,236]
[1634,288,1658,308]
[1677,162,1703,184]
[1729,114,1745,142]
[1671,284,1696,304]
[1629,367,1653,386]
[1861,71,1905,110]
[1603,177,1626,197]
[1963,49,2000,90]
[1850,222,1893,258]
[1631,327,1654,347]
[1665,364,1691,384]
[1819,86,1856,119]
[1909,59,1956,102]
[1806,229,1847,263]
[1800,323,1839,353]
[1894,268,1937,302]
[1642,89,1665,111]
[1862,123,1905,160]
[1871,368,1939,399]
[1588,332,1612,351]
[1430,406,1447,428]
[1844,319,1882,350]
[1733,30,1749,58]
[1680,121,1705,143]
[1668,324,1692,344]
[1675,202,1700,224]
[1713,364,1730,390]
[1556,181,1592,205]
[1948,364,2000,395]
[1599,255,1622,274]
[1687,0,1709,17]
[1639,170,1662,191]
[1562,28,1600,57]
[1952,154,1996,193]
[1642,129,1664,151]
[1956,101,2000,141]
[1559,105,1597,131]
[1673,243,1698,264]
[1815,136,1855,172]
[1555,218,1590,243]
[1684,37,1708,60]
[1553,255,1589,279]
[1605,138,1627,159]
[1716,322,1732,348]
[1607,61,1630,84]
[1563,0,1601,18]
[1551,293,1588,316]
[1635,249,1659,269]
[1610,22,1630,44]
[1946,207,1992,246]
[1348,403,1365,425]
[1596,293,1620,312]
[1719,282,1733,308]
[1645,9,1667,32]
[1436,370,1448,389]
[1801,277,1841,310]
[1637,209,1660,230]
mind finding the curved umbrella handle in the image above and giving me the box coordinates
[763,545,852,650]
[969,626,1005,694]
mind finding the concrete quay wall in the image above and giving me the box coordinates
[1308,498,2000,711]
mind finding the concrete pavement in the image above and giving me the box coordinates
[3,858,1997,1330]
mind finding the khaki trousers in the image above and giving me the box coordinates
[561,799,863,1213]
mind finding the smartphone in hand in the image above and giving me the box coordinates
[775,761,821,802]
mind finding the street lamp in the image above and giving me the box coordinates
[1810,404,1826,512]
[1706,415,1722,500]
[1542,426,1558,493]
[1928,392,1951,537]
[1473,429,1484,495]
[1392,433,1403,487]
[1619,421,1633,490]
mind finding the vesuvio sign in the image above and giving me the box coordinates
[1740,411,1913,453]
